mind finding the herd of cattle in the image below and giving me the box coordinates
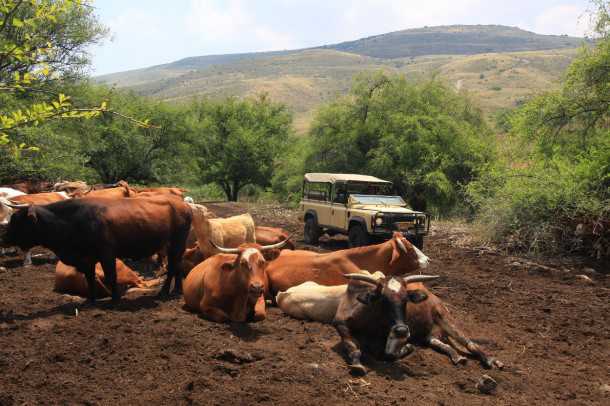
[0,180,502,375]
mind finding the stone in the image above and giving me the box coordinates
[476,374,497,395]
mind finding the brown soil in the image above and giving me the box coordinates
[0,202,608,406]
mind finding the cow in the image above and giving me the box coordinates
[2,180,53,194]
[266,232,429,297]
[71,184,136,199]
[183,240,288,323]
[255,226,295,250]
[1,195,192,303]
[55,259,160,298]
[325,272,438,375]
[277,275,503,372]
[135,187,186,198]
[1,191,69,265]
[189,203,256,259]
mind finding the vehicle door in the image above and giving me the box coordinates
[330,182,349,231]
[304,181,332,226]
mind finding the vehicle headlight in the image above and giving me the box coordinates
[375,216,383,226]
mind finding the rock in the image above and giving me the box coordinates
[476,374,497,395]
[575,274,594,284]
[215,349,261,364]
[0,266,6,272]
[599,384,610,393]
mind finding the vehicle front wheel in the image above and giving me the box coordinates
[348,224,369,248]
[409,235,424,250]
[304,217,321,245]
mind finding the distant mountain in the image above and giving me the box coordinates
[96,25,586,132]
[322,25,584,58]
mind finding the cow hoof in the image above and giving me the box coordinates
[349,363,367,376]
[453,356,468,366]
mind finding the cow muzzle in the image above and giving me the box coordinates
[384,324,411,359]
[248,282,264,297]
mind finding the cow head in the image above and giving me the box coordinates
[388,232,430,272]
[2,203,39,250]
[211,238,289,321]
[344,272,439,360]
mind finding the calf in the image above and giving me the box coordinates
[55,259,160,298]
[183,240,288,323]
[189,203,255,258]
[2,195,192,303]
[333,273,439,375]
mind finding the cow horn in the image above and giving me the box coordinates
[209,240,240,254]
[403,274,440,284]
[260,235,292,251]
[4,201,30,209]
[395,236,408,253]
[344,273,381,286]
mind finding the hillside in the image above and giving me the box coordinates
[96,25,586,132]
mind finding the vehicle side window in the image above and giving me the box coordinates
[304,182,330,201]
[333,183,347,204]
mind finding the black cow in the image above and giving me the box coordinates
[1,195,192,303]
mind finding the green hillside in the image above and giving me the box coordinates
[96,25,586,132]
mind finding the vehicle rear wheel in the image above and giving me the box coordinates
[304,217,321,245]
[348,224,369,248]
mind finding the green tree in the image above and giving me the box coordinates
[307,72,493,214]
[190,95,292,201]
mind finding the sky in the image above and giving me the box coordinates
[90,0,594,76]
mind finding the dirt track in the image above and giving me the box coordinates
[0,202,608,405]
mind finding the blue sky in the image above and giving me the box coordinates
[91,0,593,75]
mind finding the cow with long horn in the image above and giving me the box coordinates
[332,272,439,375]
[183,239,289,323]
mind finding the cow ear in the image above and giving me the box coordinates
[27,206,38,223]
[221,262,234,272]
[407,289,428,304]
[262,248,280,261]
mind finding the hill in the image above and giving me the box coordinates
[96,25,586,132]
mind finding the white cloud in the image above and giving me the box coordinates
[534,4,588,37]
[185,0,295,51]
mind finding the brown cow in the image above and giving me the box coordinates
[183,240,288,323]
[180,243,205,276]
[266,232,429,296]
[2,191,69,266]
[255,226,295,250]
[3,195,192,303]
[72,185,136,199]
[55,259,160,298]
[135,187,186,198]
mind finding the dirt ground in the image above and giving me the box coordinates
[0,202,608,405]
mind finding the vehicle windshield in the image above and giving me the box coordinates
[350,194,406,205]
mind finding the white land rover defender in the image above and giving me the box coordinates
[299,173,430,248]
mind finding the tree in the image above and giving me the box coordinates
[190,95,292,201]
[307,72,493,214]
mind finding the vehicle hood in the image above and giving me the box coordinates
[349,205,423,215]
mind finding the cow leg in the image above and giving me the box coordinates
[201,304,230,323]
[428,337,467,366]
[333,321,366,375]
[436,312,503,369]
[101,258,119,303]
[81,263,97,305]
[252,295,266,322]
[23,249,32,267]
